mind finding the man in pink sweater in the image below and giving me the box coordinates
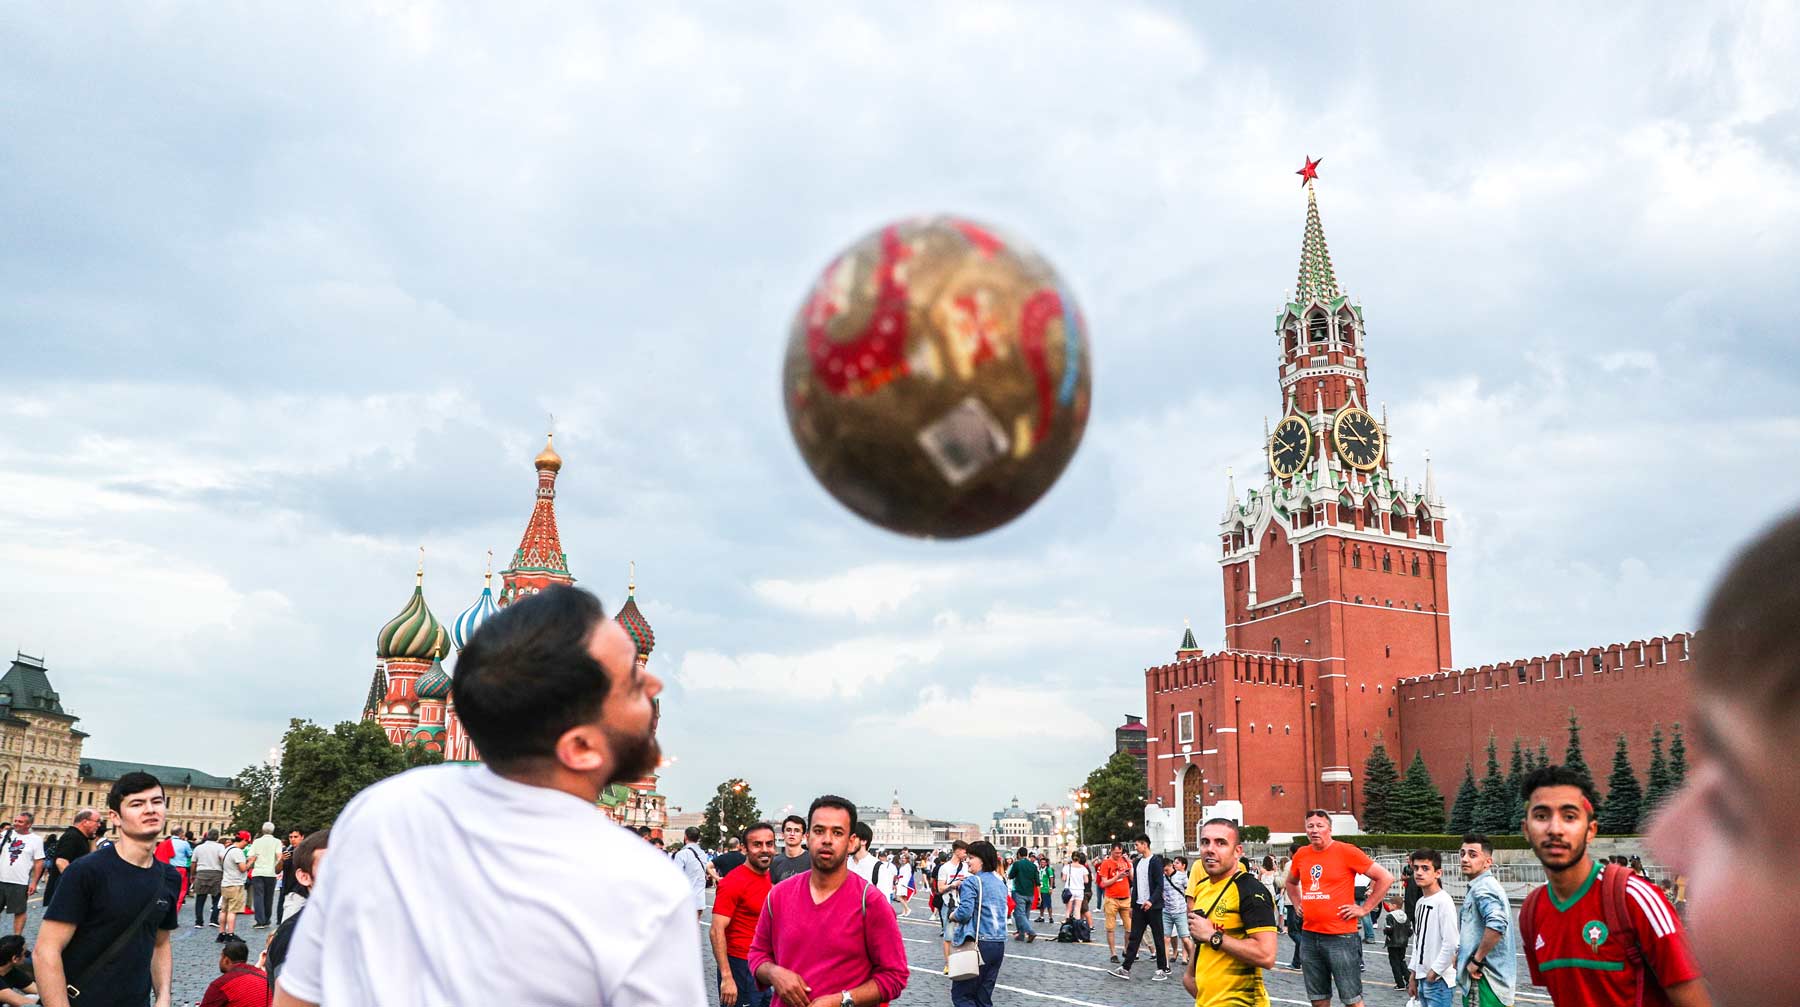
[749,796,909,1007]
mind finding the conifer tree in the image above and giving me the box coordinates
[1537,740,1550,771]
[1598,734,1643,834]
[1643,726,1673,813]
[1563,710,1590,781]
[1506,738,1528,830]
[1669,722,1687,788]
[1394,750,1447,833]
[1448,760,1480,835]
[1475,734,1509,832]
[1362,742,1400,834]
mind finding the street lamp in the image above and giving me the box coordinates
[1069,788,1091,849]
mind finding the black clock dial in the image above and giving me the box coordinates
[1331,407,1385,471]
[1268,416,1312,478]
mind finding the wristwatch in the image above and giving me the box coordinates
[840,991,854,1007]
[1209,931,1224,950]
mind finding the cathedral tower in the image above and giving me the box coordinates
[499,434,576,606]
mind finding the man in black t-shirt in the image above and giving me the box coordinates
[32,773,181,1007]
[0,934,37,1005]
[264,827,329,999]
[711,835,747,880]
[41,811,99,908]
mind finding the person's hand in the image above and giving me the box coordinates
[1408,976,1417,998]
[766,966,811,1007]
[1182,964,1197,997]
[1140,900,1152,911]
[1190,912,1216,943]
[1466,959,1484,980]
[1426,971,1439,984]
[719,973,738,1007]
[1336,903,1366,920]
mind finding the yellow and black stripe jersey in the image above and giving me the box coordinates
[1185,866,1279,1007]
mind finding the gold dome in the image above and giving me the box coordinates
[534,433,562,472]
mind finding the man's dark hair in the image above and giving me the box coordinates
[0,935,21,963]
[782,814,806,830]
[966,840,999,873]
[952,840,968,852]
[852,821,873,845]
[1133,832,1152,847]
[1520,764,1600,818]
[635,825,652,837]
[295,828,331,876]
[452,585,617,770]
[220,938,249,964]
[685,826,702,843]
[106,772,162,813]
[1072,850,1086,864]
[1697,506,1800,719]
[1201,817,1242,843]
[744,822,777,843]
[807,795,857,830]
[1410,848,1442,869]
[1016,846,1030,858]
[1461,832,1494,855]
[1304,808,1331,823]
[1110,842,1124,853]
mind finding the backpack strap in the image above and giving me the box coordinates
[1599,864,1655,1005]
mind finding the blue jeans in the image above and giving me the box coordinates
[1300,932,1364,1005]
[1011,891,1035,937]
[1417,975,1456,1007]
[1360,910,1377,942]
[950,939,1005,1007]
[720,955,770,1007]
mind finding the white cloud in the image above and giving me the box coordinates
[856,683,1107,741]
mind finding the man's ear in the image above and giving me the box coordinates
[553,722,610,773]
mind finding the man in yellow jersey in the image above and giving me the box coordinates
[1185,818,1279,1006]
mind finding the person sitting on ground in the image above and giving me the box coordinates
[200,938,267,1007]
[0,935,37,1006]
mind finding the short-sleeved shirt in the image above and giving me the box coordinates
[714,866,774,960]
[769,850,812,884]
[44,844,182,1007]
[1007,859,1040,897]
[712,851,747,879]
[168,836,192,868]
[937,860,970,902]
[1290,840,1374,935]
[222,846,249,887]
[1187,866,1279,1006]
[0,830,45,885]
[1162,870,1189,915]
[191,840,226,873]
[249,835,283,878]
[1096,855,1131,899]
[1065,863,1088,895]
[1522,861,1702,1007]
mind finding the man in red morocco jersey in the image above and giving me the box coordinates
[1519,764,1710,1007]
[711,822,777,1007]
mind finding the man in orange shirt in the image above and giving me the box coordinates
[1095,842,1133,963]
[1284,810,1393,1007]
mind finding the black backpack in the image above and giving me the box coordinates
[1057,918,1091,943]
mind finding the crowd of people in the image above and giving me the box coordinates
[0,505,1791,1005]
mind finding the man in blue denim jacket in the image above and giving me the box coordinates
[1456,833,1518,1007]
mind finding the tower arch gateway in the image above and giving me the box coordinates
[1181,764,1204,848]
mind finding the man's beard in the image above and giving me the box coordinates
[603,721,661,786]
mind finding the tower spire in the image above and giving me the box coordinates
[1223,466,1236,518]
[1424,449,1438,504]
[1295,166,1341,304]
[500,431,575,605]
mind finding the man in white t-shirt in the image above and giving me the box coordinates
[847,822,878,883]
[273,586,703,1007]
[0,813,44,936]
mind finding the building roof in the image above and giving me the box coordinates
[415,657,452,701]
[503,435,573,583]
[0,653,75,719]
[1178,621,1199,652]
[79,758,234,790]
[616,564,655,658]
[452,572,498,652]
[377,564,447,661]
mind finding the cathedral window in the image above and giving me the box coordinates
[1382,553,1391,572]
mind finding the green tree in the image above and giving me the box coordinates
[230,763,274,835]
[1361,743,1400,834]
[1082,750,1149,844]
[1642,726,1673,814]
[1562,710,1590,781]
[1598,734,1643,834]
[234,718,418,834]
[1447,760,1480,834]
[1392,750,1446,833]
[701,778,762,848]
[1474,734,1509,832]
[1537,740,1550,772]
[1506,738,1528,830]
[1669,722,1687,788]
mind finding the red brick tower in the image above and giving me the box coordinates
[499,434,577,606]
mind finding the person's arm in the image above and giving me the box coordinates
[951,876,977,922]
[28,857,43,893]
[1663,980,1713,1007]
[1283,865,1302,910]
[149,927,172,1007]
[858,881,910,1005]
[31,920,76,1007]
[0,986,33,1006]
[1428,906,1458,980]
[709,884,738,1006]
[1346,861,1393,919]
[273,986,319,1007]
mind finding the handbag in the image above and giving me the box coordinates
[946,876,985,981]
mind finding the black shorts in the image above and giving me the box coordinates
[0,883,28,916]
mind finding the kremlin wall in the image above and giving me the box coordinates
[1142,178,1692,840]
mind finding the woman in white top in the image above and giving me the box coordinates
[1063,851,1090,926]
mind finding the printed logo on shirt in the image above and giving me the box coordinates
[4,839,23,866]
[1308,863,1322,891]
[1582,920,1609,952]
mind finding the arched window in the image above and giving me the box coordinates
[1382,553,1391,572]
[1285,324,1300,355]
[1308,309,1329,343]
[1352,547,1362,569]
[1338,309,1357,351]
[1363,499,1378,529]
[1271,638,1282,654]
[1412,556,1421,576]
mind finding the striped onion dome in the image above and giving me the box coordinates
[416,656,452,701]
[616,594,654,659]
[452,574,498,652]
[376,571,446,661]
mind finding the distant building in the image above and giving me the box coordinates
[859,794,984,852]
[985,796,1064,859]
[1115,714,1148,779]
[0,653,237,837]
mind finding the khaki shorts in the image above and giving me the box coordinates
[1103,896,1131,934]
[221,885,247,914]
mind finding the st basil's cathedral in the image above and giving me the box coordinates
[359,434,669,837]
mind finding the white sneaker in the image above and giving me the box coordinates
[1152,969,1171,981]
[1107,967,1130,980]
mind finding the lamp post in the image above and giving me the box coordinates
[1069,788,1091,850]
[265,746,281,826]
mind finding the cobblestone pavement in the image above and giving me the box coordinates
[699,900,1555,1007]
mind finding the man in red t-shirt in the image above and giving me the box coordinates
[710,822,778,1007]
[200,938,268,1007]
[1095,843,1134,962]
[1520,765,1709,1007]
[1284,810,1393,1007]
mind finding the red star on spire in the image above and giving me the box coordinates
[1296,156,1322,187]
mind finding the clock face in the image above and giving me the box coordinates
[1267,416,1312,479]
[1332,407,1385,471]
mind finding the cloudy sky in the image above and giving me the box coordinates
[5,3,1798,823]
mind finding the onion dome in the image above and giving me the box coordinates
[453,553,499,651]
[377,556,447,660]
[535,432,562,473]
[416,656,452,701]
[615,562,655,658]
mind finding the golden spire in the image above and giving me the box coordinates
[534,432,563,473]
[628,560,636,597]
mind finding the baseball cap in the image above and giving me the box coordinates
[236,830,252,842]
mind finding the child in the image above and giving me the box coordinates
[1381,899,1410,991]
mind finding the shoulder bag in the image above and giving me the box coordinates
[67,882,168,1000]
[946,876,985,981]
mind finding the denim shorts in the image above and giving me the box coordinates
[1300,931,1364,1004]
[1162,909,1190,938]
